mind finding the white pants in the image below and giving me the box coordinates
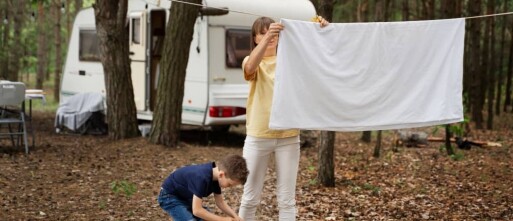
[239,135,300,221]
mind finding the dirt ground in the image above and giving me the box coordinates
[1,111,512,220]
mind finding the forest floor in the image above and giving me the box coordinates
[1,111,512,220]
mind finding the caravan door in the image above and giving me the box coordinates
[129,11,147,111]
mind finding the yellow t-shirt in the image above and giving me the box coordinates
[243,56,299,138]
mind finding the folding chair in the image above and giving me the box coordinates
[0,81,29,154]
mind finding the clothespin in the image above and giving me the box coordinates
[311,15,321,23]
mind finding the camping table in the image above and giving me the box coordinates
[23,90,46,148]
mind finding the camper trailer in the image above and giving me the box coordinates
[60,0,316,129]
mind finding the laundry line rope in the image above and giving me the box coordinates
[167,0,513,21]
[169,0,265,18]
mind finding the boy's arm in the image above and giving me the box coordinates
[192,195,234,221]
[214,193,243,221]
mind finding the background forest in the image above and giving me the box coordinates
[1,0,512,130]
[1,1,513,220]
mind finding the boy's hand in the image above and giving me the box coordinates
[233,216,244,221]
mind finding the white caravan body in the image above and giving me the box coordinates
[61,0,316,127]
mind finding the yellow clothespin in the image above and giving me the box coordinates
[311,15,321,23]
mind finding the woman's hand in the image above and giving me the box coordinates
[312,15,330,27]
[264,23,284,39]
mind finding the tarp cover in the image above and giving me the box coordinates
[55,92,105,131]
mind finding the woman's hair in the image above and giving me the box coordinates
[218,154,249,184]
[250,17,275,50]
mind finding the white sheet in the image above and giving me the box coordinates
[270,18,465,131]
[55,92,105,131]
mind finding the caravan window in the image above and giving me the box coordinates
[79,29,101,62]
[132,18,141,44]
[226,29,251,68]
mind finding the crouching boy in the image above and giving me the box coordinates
[158,154,249,221]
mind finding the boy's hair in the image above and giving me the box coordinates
[250,17,275,50]
[218,154,249,184]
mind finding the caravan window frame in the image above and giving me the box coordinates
[78,28,101,62]
[225,29,251,68]
[131,18,141,45]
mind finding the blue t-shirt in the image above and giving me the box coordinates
[162,162,221,204]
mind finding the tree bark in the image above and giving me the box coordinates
[505,13,513,112]
[36,0,46,89]
[8,0,24,81]
[468,0,484,128]
[8,0,23,81]
[66,0,71,39]
[372,0,388,158]
[383,0,392,21]
[316,0,335,187]
[486,0,495,130]
[373,131,382,158]
[75,0,83,12]
[149,0,201,146]
[318,0,334,21]
[1,3,10,80]
[374,0,382,22]
[54,0,62,102]
[93,0,140,139]
[361,131,371,143]
[402,0,409,21]
[318,131,335,187]
[440,0,458,156]
[495,0,507,115]
[445,125,454,155]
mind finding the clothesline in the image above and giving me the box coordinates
[167,0,513,21]
[466,11,513,19]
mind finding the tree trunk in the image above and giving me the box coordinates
[66,0,71,38]
[7,0,23,81]
[373,131,382,158]
[4,1,16,81]
[480,0,491,130]
[93,0,140,139]
[149,0,201,146]
[374,0,382,22]
[402,0,409,21]
[383,0,391,21]
[495,1,507,116]
[357,0,369,25]
[54,0,62,102]
[318,131,335,187]
[445,125,454,155]
[36,0,46,89]
[505,14,513,112]
[440,0,458,156]
[468,0,484,129]
[361,131,371,143]
[361,0,369,22]
[486,0,495,130]
[1,4,10,80]
[428,0,435,19]
[75,0,83,12]
[315,0,335,187]
[318,0,334,21]
[372,0,389,158]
